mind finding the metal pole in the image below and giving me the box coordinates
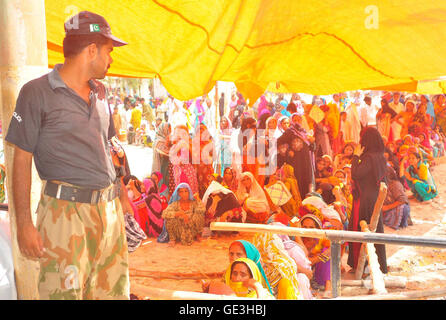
[331,241,342,298]
[210,222,446,248]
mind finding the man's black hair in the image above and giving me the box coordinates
[63,34,110,58]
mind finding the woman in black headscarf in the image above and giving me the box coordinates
[347,127,388,274]
[376,99,397,140]
[277,123,315,198]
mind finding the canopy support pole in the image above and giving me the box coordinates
[0,0,48,299]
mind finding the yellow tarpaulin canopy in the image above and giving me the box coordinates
[365,80,446,95]
[45,0,446,102]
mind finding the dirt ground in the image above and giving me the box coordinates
[128,160,446,300]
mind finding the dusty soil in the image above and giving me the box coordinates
[128,159,446,300]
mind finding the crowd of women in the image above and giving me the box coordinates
[110,89,445,299]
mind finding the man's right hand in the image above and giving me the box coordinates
[17,222,44,259]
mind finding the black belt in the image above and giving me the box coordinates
[44,181,120,204]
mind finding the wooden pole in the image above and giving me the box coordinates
[333,287,446,300]
[341,276,407,289]
[130,269,224,280]
[131,283,251,300]
[356,182,387,280]
[0,0,47,300]
[360,221,387,294]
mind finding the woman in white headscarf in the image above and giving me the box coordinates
[236,172,271,224]
[202,181,246,227]
[343,102,361,144]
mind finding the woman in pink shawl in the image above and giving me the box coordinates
[142,178,165,237]
[151,171,169,198]
[193,98,205,129]
[257,95,268,117]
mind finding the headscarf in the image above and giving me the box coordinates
[360,126,385,154]
[221,167,239,192]
[403,134,414,146]
[154,122,170,155]
[277,116,290,133]
[380,99,397,118]
[229,93,238,109]
[257,111,272,130]
[265,116,280,139]
[257,95,268,116]
[422,95,436,126]
[290,112,302,124]
[419,132,432,149]
[226,240,273,295]
[220,115,232,135]
[168,183,195,204]
[300,213,323,229]
[237,172,270,213]
[202,181,234,207]
[194,98,205,124]
[252,231,304,300]
[152,171,168,195]
[143,178,158,195]
[357,127,387,188]
[302,196,342,223]
[224,258,269,298]
[405,99,416,110]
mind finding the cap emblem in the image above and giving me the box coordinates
[90,24,100,32]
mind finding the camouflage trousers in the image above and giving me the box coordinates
[36,182,130,300]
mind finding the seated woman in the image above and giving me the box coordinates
[300,193,345,231]
[224,258,275,299]
[404,152,438,202]
[276,164,303,214]
[412,138,434,165]
[332,170,352,228]
[124,175,151,237]
[221,167,239,193]
[202,181,246,234]
[314,158,341,205]
[272,223,314,300]
[384,145,401,176]
[431,126,445,157]
[300,214,332,298]
[264,173,294,217]
[228,241,273,293]
[161,183,205,246]
[382,166,411,230]
[151,171,169,199]
[142,178,166,238]
[333,142,355,171]
[252,230,306,300]
[202,239,273,296]
[236,172,272,224]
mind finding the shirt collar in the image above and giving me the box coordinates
[48,64,67,90]
[48,64,98,91]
